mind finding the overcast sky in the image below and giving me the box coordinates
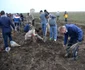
[0,0,85,13]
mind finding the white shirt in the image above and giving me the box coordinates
[25,29,37,40]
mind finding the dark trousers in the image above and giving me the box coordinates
[2,32,12,48]
[21,17,24,22]
[15,22,20,31]
[68,38,78,46]
[65,18,67,23]
[15,22,20,27]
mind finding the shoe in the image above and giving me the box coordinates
[49,38,52,41]
[5,47,11,52]
[74,56,79,60]
[73,51,78,60]
[68,56,79,61]
[54,39,56,41]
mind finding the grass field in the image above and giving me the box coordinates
[59,12,85,24]
[31,12,85,25]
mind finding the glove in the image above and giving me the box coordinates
[36,34,43,40]
[70,42,81,49]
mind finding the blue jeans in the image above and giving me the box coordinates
[50,25,57,40]
[2,32,12,48]
[42,24,47,36]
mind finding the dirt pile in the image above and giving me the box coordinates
[0,22,85,70]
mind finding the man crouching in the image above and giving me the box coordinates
[58,24,83,60]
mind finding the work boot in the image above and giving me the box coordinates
[73,51,78,60]
[68,55,79,61]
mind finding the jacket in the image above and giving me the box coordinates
[64,24,83,45]
[0,15,15,34]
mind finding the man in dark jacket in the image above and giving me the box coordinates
[0,11,15,52]
[58,24,83,60]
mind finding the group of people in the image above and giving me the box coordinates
[0,11,24,52]
[40,10,57,42]
[0,10,84,60]
[39,10,83,60]
[56,11,68,23]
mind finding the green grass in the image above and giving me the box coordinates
[23,12,85,25]
[59,12,85,23]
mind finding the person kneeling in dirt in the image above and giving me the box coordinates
[58,24,83,60]
[25,27,43,43]
[0,11,20,52]
[46,14,57,41]
[40,10,48,42]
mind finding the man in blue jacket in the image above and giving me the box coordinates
[58,24,83,60]
[40,10,48,42]
[48,14,57,41]
[0,11,15,52]
[13,14,21,31]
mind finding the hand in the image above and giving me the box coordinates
[63,45,66,50]
[63,45,66,47]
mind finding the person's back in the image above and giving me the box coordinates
[13,16,21,23]
[64,14,68,18]
[0,15,14,33]
[65,24,83,41]
[49,15,57,41]
[65,24,82,34]
[24,24,30,32]
[26,13,33,23]
[0,11,15,52]
[25,28,35,40]
[64,11,68,18]
[49,17,56,26]
[40,13,47,24]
